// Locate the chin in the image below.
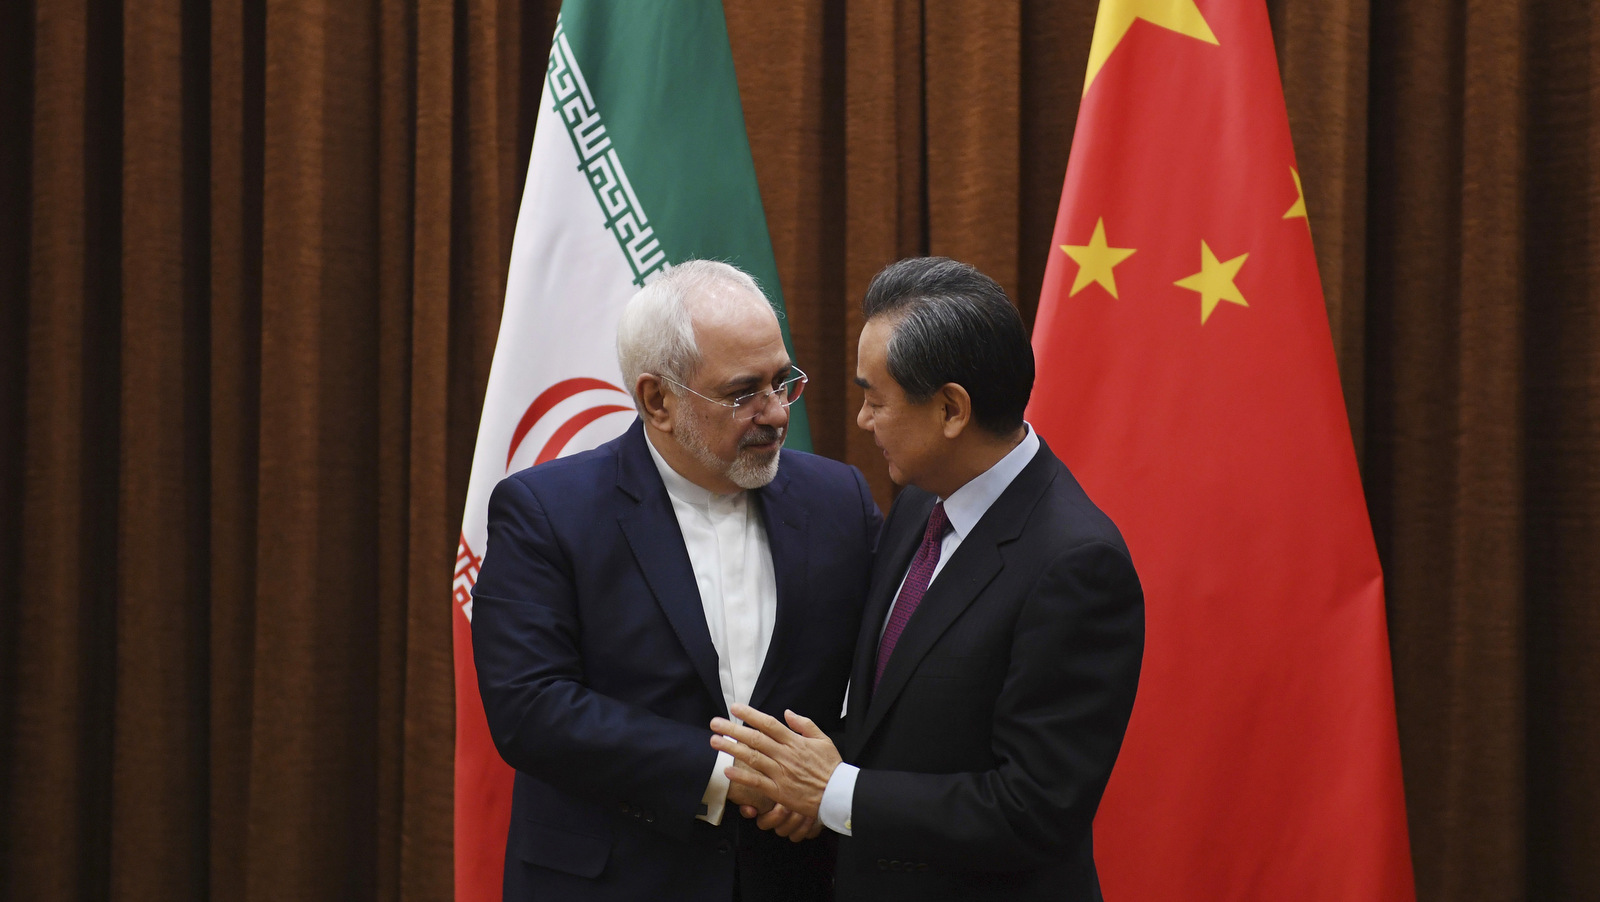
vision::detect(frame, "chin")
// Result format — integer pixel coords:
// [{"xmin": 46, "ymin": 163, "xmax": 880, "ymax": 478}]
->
[{"xmin": 728, "ymin": 448, "xmax": 782, "ymax": 490}]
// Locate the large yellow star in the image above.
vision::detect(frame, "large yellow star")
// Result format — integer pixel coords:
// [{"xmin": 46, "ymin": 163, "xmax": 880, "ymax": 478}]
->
[
  {"xmin": 1062, "ymin": 218, "xmax": 1137, "ymax": 298},
  {"xmin": 1083, "ymin": 0, "xmax": 1219, "ymax": 96},
  {"xmin": 1283, "ymin": 167, "xmax": 1308, "ymax": 221},
  {"xmin": 1174, "ymin": 241, "xmax": 1249, "ymax": 324}
]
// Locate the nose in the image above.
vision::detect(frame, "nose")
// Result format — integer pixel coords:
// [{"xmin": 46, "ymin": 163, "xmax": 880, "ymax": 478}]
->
[
  {"xmin": 753, "ymin": 390, "xmax": 791, "ymax": 428},
  {"xmin": 856, "ymin": 400, "xmax": 872, "ymax": 431}
]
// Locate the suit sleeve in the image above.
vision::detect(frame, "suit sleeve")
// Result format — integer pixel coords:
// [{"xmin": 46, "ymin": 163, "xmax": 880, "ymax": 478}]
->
[
  {"xmin": 471, "ymin": 475, "xmax": 718, "ymax": 842},
  {"xmin": 849, "ymin": 539, "xmax": 1144, "ymax": 870}
]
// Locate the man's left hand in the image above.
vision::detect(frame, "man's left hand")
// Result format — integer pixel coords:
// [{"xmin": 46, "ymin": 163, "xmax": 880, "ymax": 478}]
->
[
  {"xmin": 724, "ymin": 762, "xmax": 776, "ymax": 815},
  {"xmin": 745, "ymin": 803, "xmax": 825, "ymax": 842},
  {"xmin": 710, "ymin": 704, "xmax": 841, "ymax": 819}
]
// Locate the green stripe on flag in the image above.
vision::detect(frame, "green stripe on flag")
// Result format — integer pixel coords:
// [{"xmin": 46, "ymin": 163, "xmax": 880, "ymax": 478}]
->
[{"xmin": 555, "ymin": 0, "xmax": 812, "ymax": 451}]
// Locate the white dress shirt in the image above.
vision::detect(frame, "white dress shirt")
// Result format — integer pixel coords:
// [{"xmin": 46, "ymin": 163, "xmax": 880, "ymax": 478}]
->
[
  {"xmin": 645, "ymin": 436, "xmax": 778, "ymax": 826},
  {"xmin": 819, "ymin": 425, "xmax": 1040, "ymax": 835}
]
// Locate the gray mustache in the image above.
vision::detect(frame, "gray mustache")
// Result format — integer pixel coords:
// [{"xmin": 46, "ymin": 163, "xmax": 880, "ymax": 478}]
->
[{"xmin": 740, "ymin": 426, "xmax": 783, "ymax": 448}]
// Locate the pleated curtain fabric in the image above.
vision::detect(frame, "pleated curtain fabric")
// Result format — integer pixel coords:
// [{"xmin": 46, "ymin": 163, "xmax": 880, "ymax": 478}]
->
[{"xmin": 1, "ymin": 1, "xmax": 1597, "ymax": 900}]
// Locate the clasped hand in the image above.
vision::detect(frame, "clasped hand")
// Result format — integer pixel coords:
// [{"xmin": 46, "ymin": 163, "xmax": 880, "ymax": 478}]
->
[{"xmin": 710, "ymin": 703, "xmax": 842, "ymax": 844}]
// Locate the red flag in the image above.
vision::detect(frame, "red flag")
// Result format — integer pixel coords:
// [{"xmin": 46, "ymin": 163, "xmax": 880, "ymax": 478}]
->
[{"xmin": 1027, "ymin": 2, "xmax": 1415, "ymax": 899}]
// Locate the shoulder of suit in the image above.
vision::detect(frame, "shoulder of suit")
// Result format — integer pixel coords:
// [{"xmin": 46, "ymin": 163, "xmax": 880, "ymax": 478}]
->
[
  {"xmin": 1025, "ymin": 470, "xmax": 1132, "ymax": 554},
  {"xmin": 776, "ymin": 448, "xmax": 868, "ymax": 486}
]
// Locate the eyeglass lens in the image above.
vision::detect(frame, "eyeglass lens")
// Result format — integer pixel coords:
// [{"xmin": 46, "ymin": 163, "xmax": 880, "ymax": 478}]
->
[{"xmin": 733, "ymin": 375, "xmax": 805, "ymax": 418}]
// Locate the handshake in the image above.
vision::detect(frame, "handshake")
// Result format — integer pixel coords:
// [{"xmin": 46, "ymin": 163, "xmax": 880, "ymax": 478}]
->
[{"xmin": 709, "ymin": 703, "xmax": 844, "ymax": 844}]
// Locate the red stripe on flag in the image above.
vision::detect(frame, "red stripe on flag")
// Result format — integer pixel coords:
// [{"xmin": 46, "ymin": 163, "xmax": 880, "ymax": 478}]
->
[
  {"xmin": 506, "ymin": 378, "xmax": 625, "ymax": 468},
  {"xmin": 454, "ymin": 597, "xmax": 512, "ymax": 902},
  {"xmin": 535, "ymin": 406, "xmax": 633, "ymax": 466}
]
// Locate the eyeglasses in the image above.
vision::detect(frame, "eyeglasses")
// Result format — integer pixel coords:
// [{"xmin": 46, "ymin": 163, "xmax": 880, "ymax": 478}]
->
[{"xmin": 657, "ymin": 366, "xmax": 808, "ymax": 422}]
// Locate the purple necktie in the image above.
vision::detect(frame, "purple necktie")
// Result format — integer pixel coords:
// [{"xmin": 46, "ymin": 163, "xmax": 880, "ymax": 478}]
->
[{"xmin": 874, "ymin": 502, "xmax": 949, "ymax": 690}]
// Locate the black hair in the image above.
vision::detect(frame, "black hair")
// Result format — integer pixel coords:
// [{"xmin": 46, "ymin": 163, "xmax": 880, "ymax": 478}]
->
[{"xmin": 862, "ymin": 256, "xmax": 1034, "ymax": 435}]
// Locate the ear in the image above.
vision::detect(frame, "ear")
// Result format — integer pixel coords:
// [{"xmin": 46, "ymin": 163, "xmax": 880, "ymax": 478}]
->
[
  {"xmin": 636, "ymin": 374, "xmax": 675, "ymax": 432},
  {"xmin": 937, "ymin": 383, "xmax": 972, "ymax": 439}
]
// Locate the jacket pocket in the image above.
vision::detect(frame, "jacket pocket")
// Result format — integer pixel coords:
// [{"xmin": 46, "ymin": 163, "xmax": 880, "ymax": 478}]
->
[{"xmin": 511, "ymin": 818, "xmax": 612, "ymax": 879}]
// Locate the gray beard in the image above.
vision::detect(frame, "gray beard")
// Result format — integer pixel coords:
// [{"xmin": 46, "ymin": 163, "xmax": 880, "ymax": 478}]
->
[{"xmin": 677, "ymin": 410, "xmax": 783, "ymax": 490}]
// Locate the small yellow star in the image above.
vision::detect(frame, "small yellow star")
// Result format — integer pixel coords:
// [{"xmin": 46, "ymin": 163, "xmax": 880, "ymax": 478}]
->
[
  {"xmin": 1083, "ymin": 0, "xmax": 1219, "ymax": 96},
  {"xmin": 1062, "ymin": 218, "xmax": 1138, "ymax": 298},
  {"xmin": 1174, "ymin": 241, "xmax": 1249, "ymax": 324},
  {"xmin": 1284, "ymin": 167, "xmax": 1308, "ymax": 221}
]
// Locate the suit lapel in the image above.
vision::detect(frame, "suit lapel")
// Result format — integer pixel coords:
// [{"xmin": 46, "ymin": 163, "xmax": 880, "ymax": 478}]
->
[
  {"xmin": 612, "ymin": 422, "xmax": 726, "ymax": 713},
  {"xmin": 851, "ymin": 445, "xmax": 1061, "ymax": 757},
  {"xmin": 854, "ymin": 544, "xmax": 1004, "ymax": 746},
  {"xmin": 747, "ymin": 467, "xmax": 806, "ymax": 713},
  {"xmin": 845, "ymin": 488, "xmax": 931, "ymax": 756}
]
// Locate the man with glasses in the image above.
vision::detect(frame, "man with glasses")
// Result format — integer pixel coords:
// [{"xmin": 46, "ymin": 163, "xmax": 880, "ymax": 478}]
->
[{"xmin": 472, "ymin": 260, "xmax": 882, "ymax": 902}]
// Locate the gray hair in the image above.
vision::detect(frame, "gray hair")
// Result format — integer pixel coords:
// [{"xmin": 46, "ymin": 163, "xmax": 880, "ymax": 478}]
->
[{"xmin": 615, "ymin": 260, "xmax": 771, "ymax": 411}]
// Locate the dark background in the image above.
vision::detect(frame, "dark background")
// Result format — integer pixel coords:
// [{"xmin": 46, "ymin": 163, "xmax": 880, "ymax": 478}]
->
[{"xmin": 1, "ymin": 0, "xmax": 1595, "ymax": 899}]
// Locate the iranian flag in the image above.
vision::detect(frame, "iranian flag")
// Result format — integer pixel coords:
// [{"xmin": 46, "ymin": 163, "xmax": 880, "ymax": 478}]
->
[
  {"xmin": 1027, "ymin": 0, "xmax": 1415, "ymax": 899},
  {"xmin": 451, "ymin": 3, "xmax": 807, "ymax": 899}
]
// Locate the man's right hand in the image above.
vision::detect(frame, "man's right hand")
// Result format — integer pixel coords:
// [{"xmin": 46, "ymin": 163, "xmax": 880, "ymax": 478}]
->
[
  {"xmin": 717, "ymin": 727, "xmax": 823, "ymax": 841},
  {"xmin": 725, "ymin": 763, "xmax": 820, "ymax": 841},
  {"xmin": 725, "ymin": 772, "xmax": 775, "ymax": 814}
]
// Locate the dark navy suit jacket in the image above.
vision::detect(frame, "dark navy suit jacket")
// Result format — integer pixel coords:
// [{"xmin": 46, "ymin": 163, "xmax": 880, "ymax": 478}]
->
[{"xmin": 472, "ymin": 420, "xmax": 881, "ymax": 901}]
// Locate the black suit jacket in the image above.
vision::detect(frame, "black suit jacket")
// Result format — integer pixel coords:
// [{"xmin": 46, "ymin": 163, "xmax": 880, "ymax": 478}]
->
[
  {"xmin": 472, "ymin": 420, "xmax": 881, "ymax": 902},
  {"xmin": 835, "ymin": 439, "xmax": 1144, "ymax": 902}
]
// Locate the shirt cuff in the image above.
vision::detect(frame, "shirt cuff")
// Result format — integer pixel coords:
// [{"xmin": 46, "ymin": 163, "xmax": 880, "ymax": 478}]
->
[
  {"xmin": 696, "ymin": 750, "xmax": 734, "ymax": 825},
  {"xmin": 819, "ymin": 762, "xmax": 858, "ymax": 836}
]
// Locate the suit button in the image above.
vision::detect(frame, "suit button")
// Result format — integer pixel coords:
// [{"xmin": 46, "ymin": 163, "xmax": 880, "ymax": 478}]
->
[
  {"xmin": 717, "ymin": 840, "xmax": 732, "ymax": 853},
  {"xmin": 618, "ymin": 802, "xmax": 630, "ymax": 814},
  {"xmin": 876, "ymin": 859, "xmax": 888, "ymax": 871},
  {"xmin": 644, "ymin": 812, "xmax": 655, "ymax": 823}
]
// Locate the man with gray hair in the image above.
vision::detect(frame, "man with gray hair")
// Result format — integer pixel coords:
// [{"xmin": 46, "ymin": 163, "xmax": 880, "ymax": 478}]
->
[{"xmin": 472, "ymin": 260, "xmax": 882, "ymax": 901}]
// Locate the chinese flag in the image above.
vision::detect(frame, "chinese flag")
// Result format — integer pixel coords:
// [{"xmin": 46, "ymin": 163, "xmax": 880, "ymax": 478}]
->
[{"xmin": 1026, "ymin": 1, "xmax": 1416, "ymax": 899}]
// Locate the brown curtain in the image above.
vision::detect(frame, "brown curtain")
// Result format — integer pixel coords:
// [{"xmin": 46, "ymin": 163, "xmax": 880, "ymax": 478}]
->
[{"xmin": 1, "ymin": 0, "xmax": 1596, "ymax": 900}]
